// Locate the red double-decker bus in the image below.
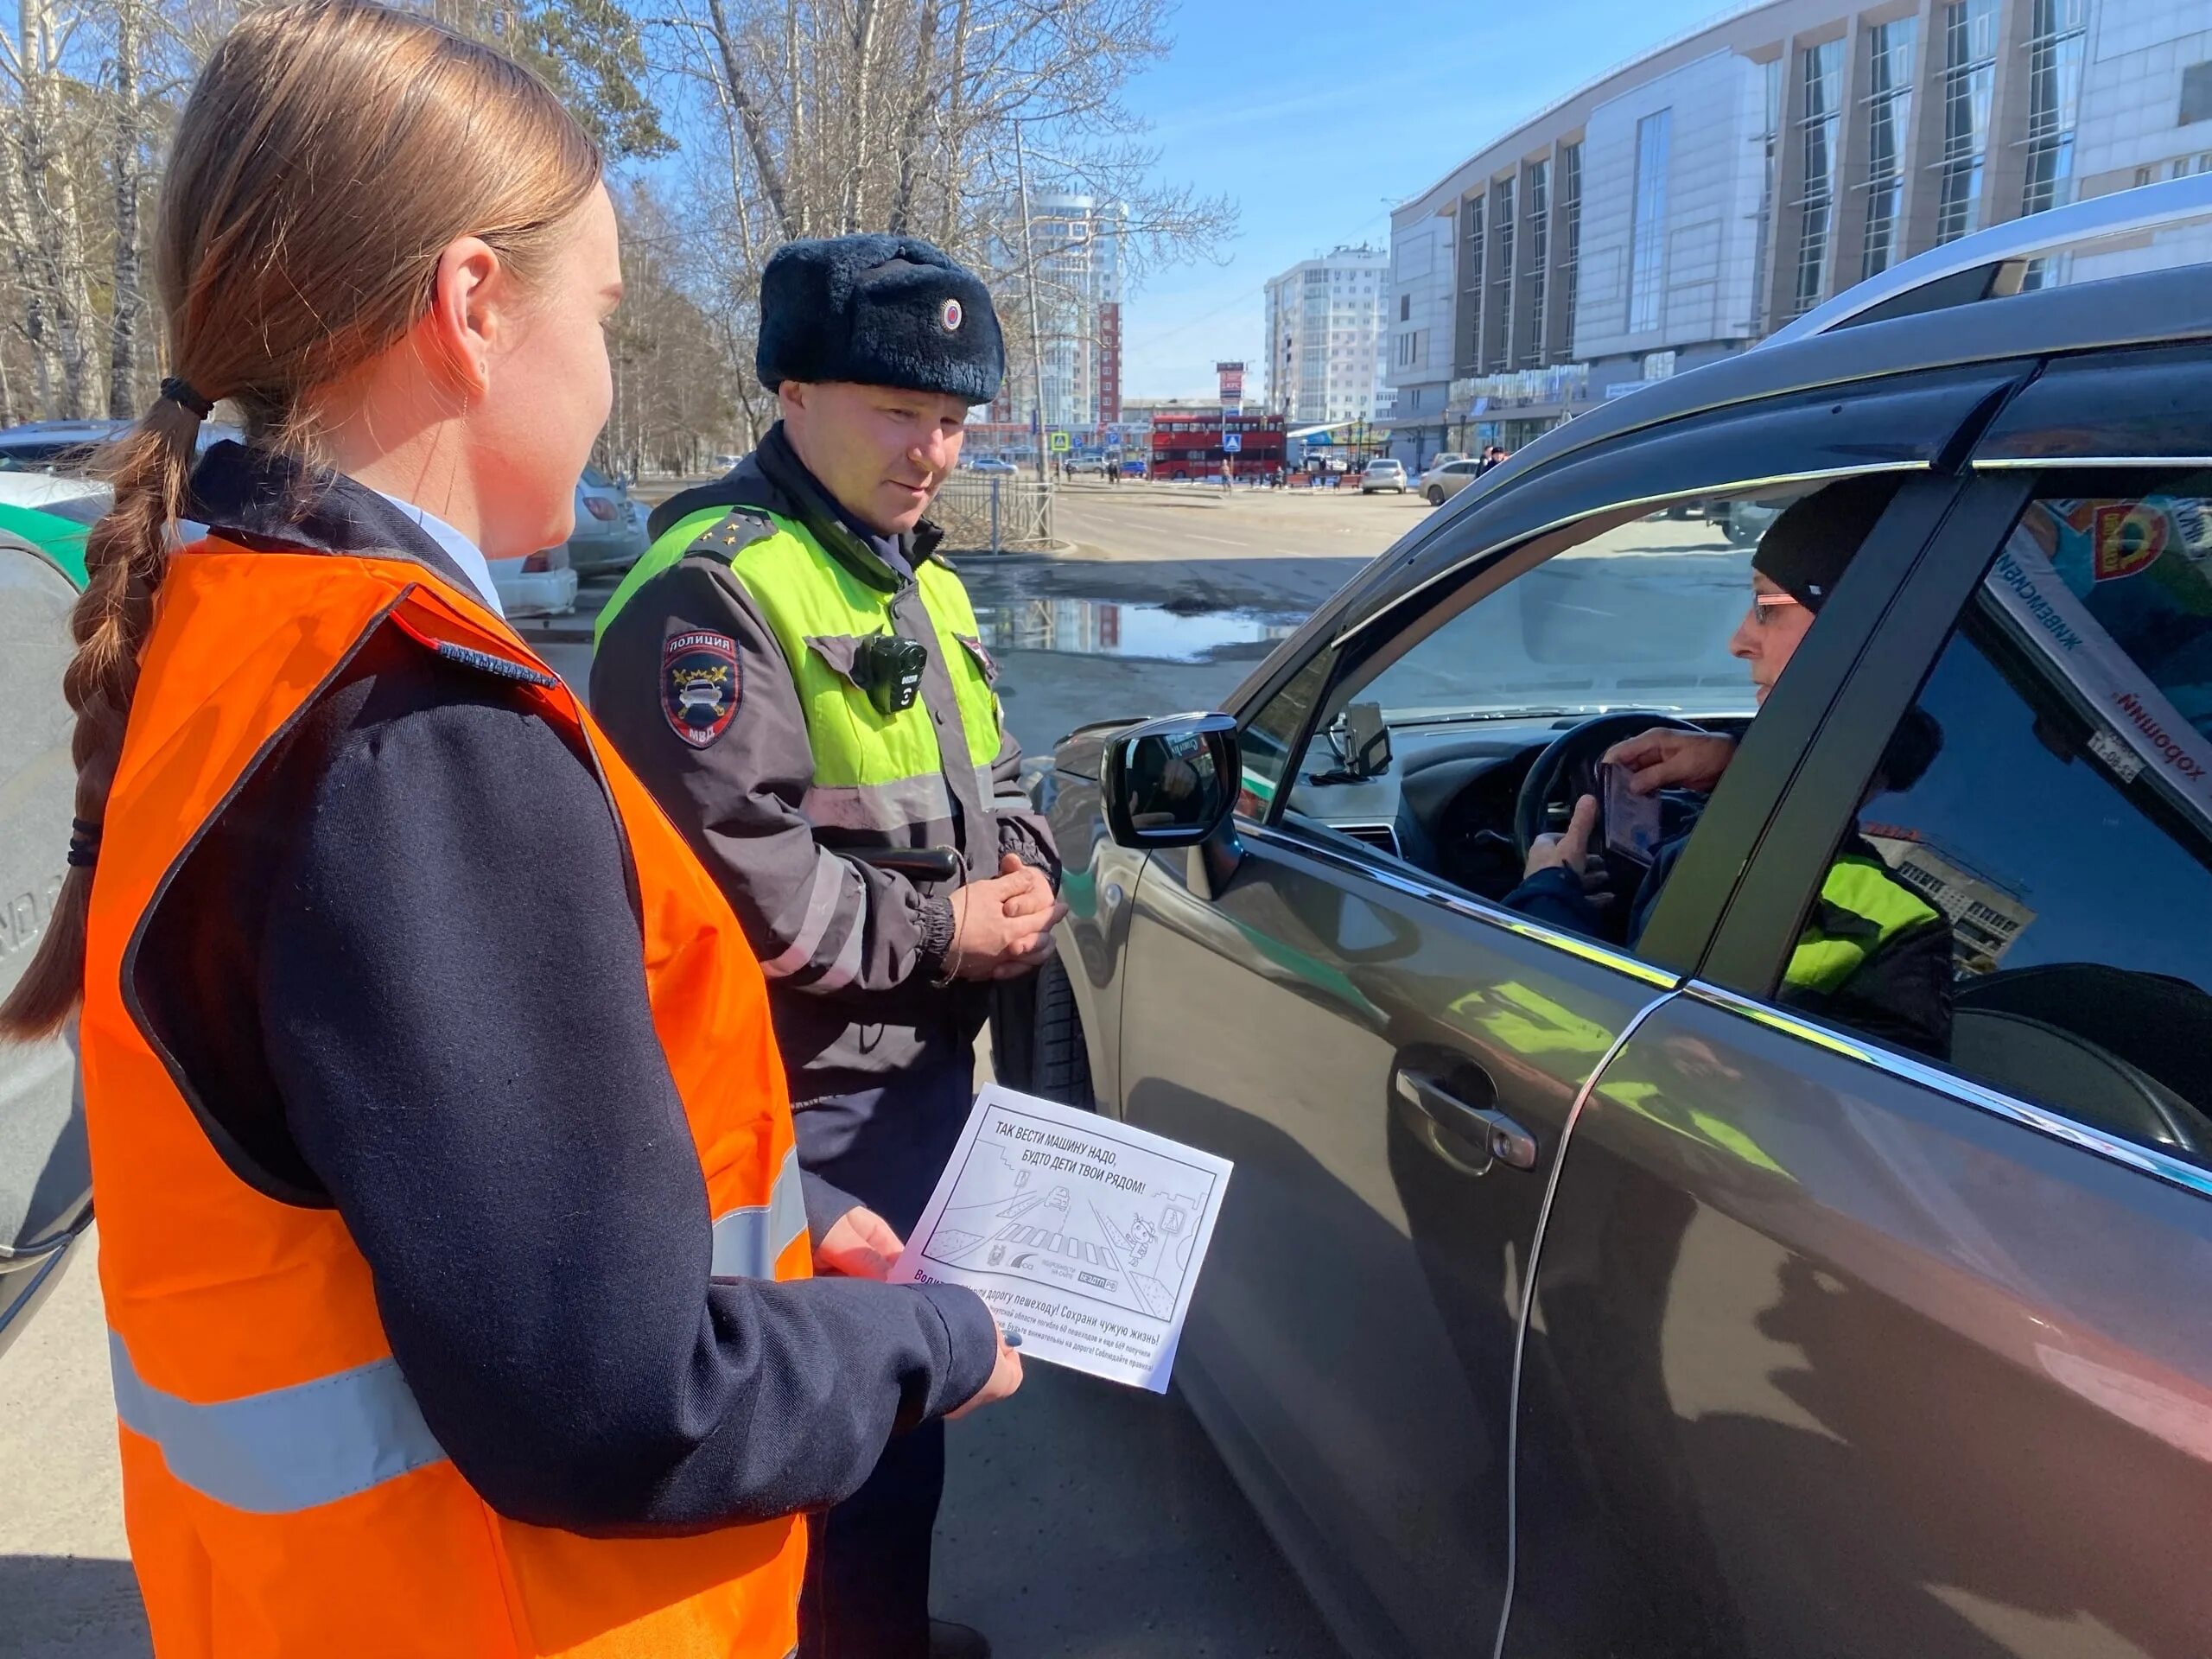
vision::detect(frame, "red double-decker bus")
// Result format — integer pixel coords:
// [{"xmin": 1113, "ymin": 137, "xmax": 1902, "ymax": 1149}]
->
[{"xmin": 1148, "ymin": 411, "xmax": 1287, "ymax": 481}]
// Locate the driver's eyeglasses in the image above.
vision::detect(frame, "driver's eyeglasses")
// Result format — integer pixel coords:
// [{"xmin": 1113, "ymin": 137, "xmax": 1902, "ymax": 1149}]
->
[{"xmin": 1751, "ymin": 592, "xmax": 1802, "ymax": 627}]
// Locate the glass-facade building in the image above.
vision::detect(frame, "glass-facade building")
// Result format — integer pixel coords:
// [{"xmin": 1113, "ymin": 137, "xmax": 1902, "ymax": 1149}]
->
[{"xmin": 1385, "ymin": 0, "xmax": 2212, "ymax": 465}]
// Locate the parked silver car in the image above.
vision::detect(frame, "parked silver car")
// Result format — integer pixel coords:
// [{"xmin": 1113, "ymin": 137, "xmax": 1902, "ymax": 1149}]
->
[
  {"xmin": 1, "ymin": 505, "xmax": 93, "ymax": 1362},
  {"xmin": 0, "ymin": 416, "xmax": 243, "ymax": 477},
  {"xmin": 1418, "ymin": 455, "xmax": 1486, "ymax": 506},
  {"xmin": 1359, "ymin": 458, "xmax": 1408, "ymax": 494},
  {"xmin": 567, "ymin": 465, "xmax": 649, "ymax": 576}
]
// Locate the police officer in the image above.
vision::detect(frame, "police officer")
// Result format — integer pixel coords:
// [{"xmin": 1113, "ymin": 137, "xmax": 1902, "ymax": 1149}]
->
[{"xmin": 591, "ymin": 235, "xmax": 1063, "ymax": 1659}]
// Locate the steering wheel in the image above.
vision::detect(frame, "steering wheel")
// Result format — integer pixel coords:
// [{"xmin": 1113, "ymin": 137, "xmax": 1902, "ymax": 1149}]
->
[{"xmin": 1512, "ymin": 711, "xmax": 1708, "ymax": 861}]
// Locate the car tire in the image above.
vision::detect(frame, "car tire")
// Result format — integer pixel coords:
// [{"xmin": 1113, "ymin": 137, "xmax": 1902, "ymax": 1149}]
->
[
  {"xmin": 1031, "ymin": 956, "xmax": 1095, "ymax": 1109},
  {"xmin": 1426, "ymin": 486, "xmax": 1445, "ymax": 505}
]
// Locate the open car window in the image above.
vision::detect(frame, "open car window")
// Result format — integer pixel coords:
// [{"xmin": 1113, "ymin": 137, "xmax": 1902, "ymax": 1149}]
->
[
  {"xmin": 1232, "ymin": 474, "xmax": 1909, "ymax": 953},
  {"xmin": 1783, "ymin": 470, "xmax": 2212, "ymax": 1169}
]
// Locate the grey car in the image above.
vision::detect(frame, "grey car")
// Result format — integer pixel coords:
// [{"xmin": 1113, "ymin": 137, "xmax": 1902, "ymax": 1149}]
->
[
  {"xmin": 1418, "ymin": 456, "xmax": 1485, "ymax": 506},
  {"xmin": 567, "ymin": 464, "xmax": 649, "ymax": 576},
  {"xmin": 1004, "ymin": 202, "xmax": 2212, "ymax": 1656},
  {"xmin": 0, "ymin": 416, "xmax": 245, "ymax": 477},
  {"xmin": 1, "ymin": 505, "xmax": 92, "ymax": 1361}
]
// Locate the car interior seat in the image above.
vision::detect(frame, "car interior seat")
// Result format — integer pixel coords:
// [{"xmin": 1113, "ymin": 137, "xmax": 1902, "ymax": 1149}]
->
[{"xmin": 1950, "ymin": 963, "xmax": 2212, "ymax": 1165}]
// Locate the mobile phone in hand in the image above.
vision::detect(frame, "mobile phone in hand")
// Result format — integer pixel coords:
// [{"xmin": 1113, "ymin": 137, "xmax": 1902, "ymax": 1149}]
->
[{"xmin": 1601, "ymin": 762, "xmax": 1662, "ymax": 866}]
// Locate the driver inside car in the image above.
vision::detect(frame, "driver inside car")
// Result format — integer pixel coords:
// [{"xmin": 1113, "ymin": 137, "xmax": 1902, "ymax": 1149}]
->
[{"xmin": 1503, "ymin": 475, "xmax": 1957, "ymax": 1059}]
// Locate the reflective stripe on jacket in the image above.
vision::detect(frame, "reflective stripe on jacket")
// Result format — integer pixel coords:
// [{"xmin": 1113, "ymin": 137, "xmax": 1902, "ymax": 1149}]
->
[
  {"xmin": 588, "ymin": 430, "xmax": 1056, "ymax": 1103},
  {"xmin": 82, "ymin": 543, "xmax": 809, "ymax": 1658},
  {"xmin": 613, "ymin": 504, "xmax": 1002, "ymax": 842},
  {"xmin": 1785, "ymin": 850, "xmax": 1944, "ymax": 994}
]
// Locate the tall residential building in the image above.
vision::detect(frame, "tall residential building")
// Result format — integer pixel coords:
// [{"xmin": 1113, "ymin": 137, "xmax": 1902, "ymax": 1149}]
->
[
  {"xmin": 1386, "ymin": 0, "xmax": 2209, "ymax": 461},
  {"xmin": 1262, "ymin": 246, "xmax": 1390, "ymax": 426},
  {"xmin": 992, "ymin": 194, "xmax": 1127, "ymax": 430}
]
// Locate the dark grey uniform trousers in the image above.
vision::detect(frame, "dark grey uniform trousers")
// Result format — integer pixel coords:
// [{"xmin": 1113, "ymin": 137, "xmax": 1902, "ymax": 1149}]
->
[{"xmin": 797, "ymin": 1051, "xmax": 976, "ymax": 1659}]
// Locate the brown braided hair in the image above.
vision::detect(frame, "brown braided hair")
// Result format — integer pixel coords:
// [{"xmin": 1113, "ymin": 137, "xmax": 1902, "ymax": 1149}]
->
[{"xmin": 0, "ymin": 0, "xmax": 600, "ymax": 1038}]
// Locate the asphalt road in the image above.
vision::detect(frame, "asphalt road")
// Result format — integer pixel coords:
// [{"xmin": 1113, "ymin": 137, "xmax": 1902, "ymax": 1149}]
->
[{"xmin": 0, "ymin": 484, "xmax": 1407, "ymax": 1658}]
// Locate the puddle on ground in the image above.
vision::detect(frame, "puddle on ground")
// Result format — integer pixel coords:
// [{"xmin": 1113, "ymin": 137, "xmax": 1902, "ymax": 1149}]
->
[{"xmin": 971, "ymin": 597, "xmax": 1303, "ymax": 662}]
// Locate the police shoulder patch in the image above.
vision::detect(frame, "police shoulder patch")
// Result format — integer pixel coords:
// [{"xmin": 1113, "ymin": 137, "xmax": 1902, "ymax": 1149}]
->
[
  {"xmin": 663, "ymin": 629, "xmax": 741, "ymax": 747},
  {"xmin": 685, "ymin": 509, "xmax": 777, "ymax": 563}
]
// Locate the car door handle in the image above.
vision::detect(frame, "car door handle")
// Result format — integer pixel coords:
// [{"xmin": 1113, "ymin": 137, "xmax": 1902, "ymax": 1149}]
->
[{"xmin": 1392, "ymin": 1067, "xmax": 1540, "ymax": 1173}]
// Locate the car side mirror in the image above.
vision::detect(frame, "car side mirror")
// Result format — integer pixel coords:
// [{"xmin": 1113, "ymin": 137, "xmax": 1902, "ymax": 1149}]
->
[{"xmin": 1103, "ymin": 714, "xmax": 1240, "ymax": 849}]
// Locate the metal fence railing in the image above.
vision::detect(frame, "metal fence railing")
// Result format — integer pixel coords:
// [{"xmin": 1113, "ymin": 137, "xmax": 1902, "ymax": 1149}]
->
[{"xmin": 931, "ymin": 474, "xmax": 1057, "ymax": 553}]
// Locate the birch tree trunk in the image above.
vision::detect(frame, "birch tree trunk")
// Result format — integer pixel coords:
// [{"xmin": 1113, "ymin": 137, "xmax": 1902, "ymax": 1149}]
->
[
  {"xmin": 887, "ymin": 0, "xmax": 938, "ymax": 235},
  {"xmin": 708, "ymin": 0, "xmax": 794, "ymax": 239},
  {"xmin": 16, "ymin": 0, "xmax": 67, "ymax": 413},
  {"xmin": 0, "ymin": 68, "xmax": 45, "ymax": 421},
  {"xmin": 838, "ymin": 0, "xmax": 879, "ymax": 233},
  {"xmin": 53, "ymin": 149, "xmax": 94, "ymax": 416},
  {"xmin": 106, "ymin": 0, "xmax": 147, "ymax": 416},
  {"xmin": 935, "ymin": 0, "xmax": 970, "ymax": 247}
]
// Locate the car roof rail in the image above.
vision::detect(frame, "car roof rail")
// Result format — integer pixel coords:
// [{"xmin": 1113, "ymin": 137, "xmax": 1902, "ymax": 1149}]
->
[{"xmin": 1763, "ymin": 174, "xmax": 2212, "ymax": 349}]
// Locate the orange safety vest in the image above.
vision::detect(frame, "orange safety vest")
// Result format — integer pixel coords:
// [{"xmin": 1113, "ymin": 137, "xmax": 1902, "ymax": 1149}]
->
[{"xmin": 79, "ymin": 540, "xmax": 812, "ymax": 1658}]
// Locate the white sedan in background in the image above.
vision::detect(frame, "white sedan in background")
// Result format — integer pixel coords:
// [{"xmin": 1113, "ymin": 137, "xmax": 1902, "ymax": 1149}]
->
[
  {"xmin": 490, "ymin": 543, "xmax": 578, "ymax": 617},
  {"xmin": 1359, "ymin": 458, "xmax": 1408, "ymax": 494}
]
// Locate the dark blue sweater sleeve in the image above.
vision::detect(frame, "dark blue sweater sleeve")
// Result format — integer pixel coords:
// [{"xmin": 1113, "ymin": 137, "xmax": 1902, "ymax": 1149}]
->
[
  {"xmin": 257, "ymin": 656, "xmax": 999, "ymax": 1535},
  {"xmin": 1503, "ymin": 864, "xmax": 1604, "ymax": 935}
]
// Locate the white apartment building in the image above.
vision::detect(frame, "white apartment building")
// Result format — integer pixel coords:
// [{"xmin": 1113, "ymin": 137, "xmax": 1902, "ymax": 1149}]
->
[
  {"xmin": 1262, "ymin": 246, "xmax": 1391, "ymax": 426},
  {"xmin": 1386, "ymin": 0, "xmax": 2212, "ymax": 462},
  {"xmin": 993, "ymin": 194, "xmax": 1128, "ymax": 431}
]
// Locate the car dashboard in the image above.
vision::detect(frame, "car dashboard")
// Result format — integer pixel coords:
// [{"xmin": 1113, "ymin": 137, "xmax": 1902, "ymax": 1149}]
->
[{"xmin": 1280, "ymin": 708, "xmax": 1753, "ymax": 903}]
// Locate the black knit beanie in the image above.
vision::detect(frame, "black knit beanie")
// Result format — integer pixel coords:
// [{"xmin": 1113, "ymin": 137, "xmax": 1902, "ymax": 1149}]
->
[{"xmin": 1751, "ymin": 474, "xmax": 1903, "ymax": 612}]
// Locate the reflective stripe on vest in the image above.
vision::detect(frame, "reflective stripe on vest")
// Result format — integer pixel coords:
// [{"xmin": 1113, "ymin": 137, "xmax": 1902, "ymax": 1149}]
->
[
  {"xmin": 1785, "ymin": 852, "xmax": 1942, "ymax": 994},
  {"xmin": 710, "ymin": 1147, "xmax": 809, "ymax": 1278},
  {"xmin": 108, "ymin": 1152, "xmax": 807, "ymax": 1519},
  {"xmin": 605, "ymin": 508, "xmax": 1001, "ymax": 823},
  {"xmin": 110, "ymin": 1331, "xmax": 447, "ymax": 1516}
]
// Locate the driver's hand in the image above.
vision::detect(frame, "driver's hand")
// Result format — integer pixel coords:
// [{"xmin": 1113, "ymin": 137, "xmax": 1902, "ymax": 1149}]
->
[
  {"xmin": 1602, "ymin": 729, "xmax": 1737, "ymax": 796},
  {"xmin": 1523, "ymin": 795, "xmax": 1613, "ymax": 912}
]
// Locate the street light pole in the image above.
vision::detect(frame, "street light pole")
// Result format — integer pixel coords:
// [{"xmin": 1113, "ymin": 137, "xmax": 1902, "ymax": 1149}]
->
[{"xmin": 1012, "ymin": 120, "xmax": 1050, "ymax": 486}]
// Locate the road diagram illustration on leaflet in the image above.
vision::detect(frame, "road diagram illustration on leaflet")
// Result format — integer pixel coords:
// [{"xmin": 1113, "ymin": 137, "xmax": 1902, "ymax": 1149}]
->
[{"xmin": 918, "ymin": 1103, "xmax": 1217, "ymax": 1320}]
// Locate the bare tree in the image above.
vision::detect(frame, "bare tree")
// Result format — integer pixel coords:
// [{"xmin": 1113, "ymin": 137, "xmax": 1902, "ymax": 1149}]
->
[
  {"xmin": 105, "ymin": 0, "xmax": 148, "ymax": 415},
  {"xmin": 5, "ymin": 0, "xmax": 99, "ymax": 417},
  {"xmin": 653, "ymin": 0, "xmax": 1233, "ymax": 443},
  {"xmin": 600, "ymin": 180, "xmax": 753, "ymax": 473}
]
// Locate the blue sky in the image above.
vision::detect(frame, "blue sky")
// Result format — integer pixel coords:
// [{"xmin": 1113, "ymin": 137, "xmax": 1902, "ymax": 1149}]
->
[{"xmin": 1119, "ymin": 0, "xmax": 1737, "ymax": 397}]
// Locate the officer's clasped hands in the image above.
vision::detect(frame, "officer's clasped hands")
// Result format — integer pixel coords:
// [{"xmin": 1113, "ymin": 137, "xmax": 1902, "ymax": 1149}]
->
[{"xmin": 947, "ymin": 854, "xmax": 1069, "ymax": 981}]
